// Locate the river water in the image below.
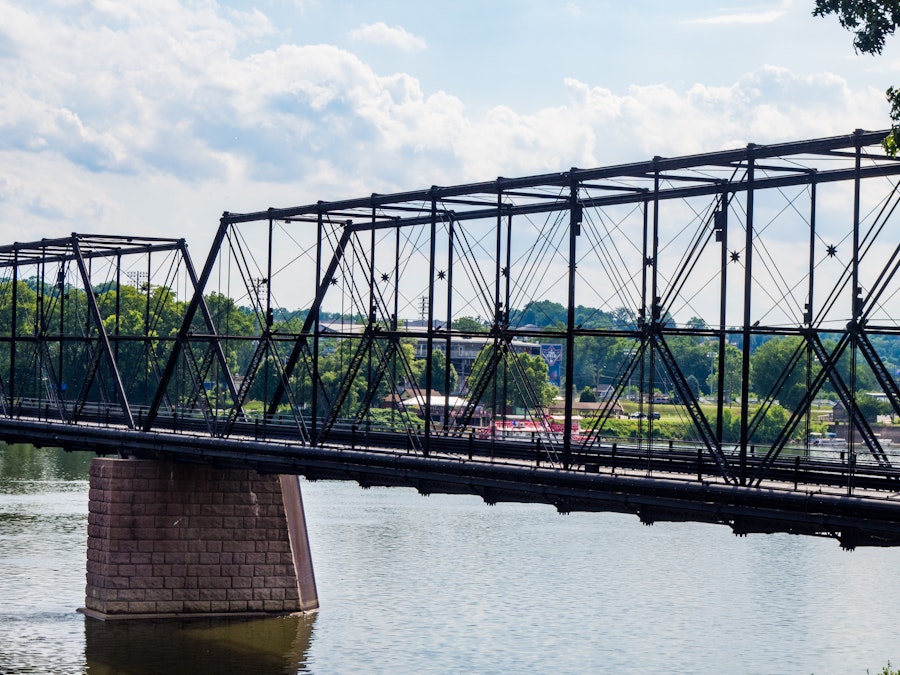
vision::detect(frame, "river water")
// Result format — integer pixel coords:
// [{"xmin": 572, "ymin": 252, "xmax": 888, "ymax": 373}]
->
[{"xmin": 1, "ymin": 444, "xmax": 899, "ymax": 674}]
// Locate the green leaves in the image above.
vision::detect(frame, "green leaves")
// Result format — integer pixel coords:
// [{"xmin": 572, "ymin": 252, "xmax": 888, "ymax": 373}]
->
[
  {"xmin": 883, "ymin": 86, "xmax": 900, "ymax": 157},
  {"xmin": 813, "ymin": 0, "xmax": 900, "ymax": 55},
  {"xmin": 812, "ymin": 3, "xmax": 900, "ymax": 155}
]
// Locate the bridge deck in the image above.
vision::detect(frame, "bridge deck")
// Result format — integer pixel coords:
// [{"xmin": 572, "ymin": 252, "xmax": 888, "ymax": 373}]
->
[{"xmin": 5, "ymin": 415, "xmax": 900, "ymax": 550}]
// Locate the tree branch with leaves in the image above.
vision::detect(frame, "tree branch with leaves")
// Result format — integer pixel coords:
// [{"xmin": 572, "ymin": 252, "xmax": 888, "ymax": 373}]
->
[{"xmin": 814, "ymin": 0, "xmax": 900, "ymax": 153}]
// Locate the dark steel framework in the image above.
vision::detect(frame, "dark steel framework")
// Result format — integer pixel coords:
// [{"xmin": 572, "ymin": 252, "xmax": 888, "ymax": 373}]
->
[
  {"xmin": 0, "ymin": 234, "xmax": 238, "ymax": 433},
  {"xmin": 5, "ymin": 130, "xmax": 900, "ymax": 496}
]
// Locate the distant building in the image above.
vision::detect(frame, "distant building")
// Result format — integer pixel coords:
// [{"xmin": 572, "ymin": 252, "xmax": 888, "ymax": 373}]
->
[
  {"xmin": 399, "ymin": 389, "xmax": 488, "ymax": 426},
  {"xmin": 595, "ymin": 385, "xmax": 615, "ymax": 401},
  {"xmin": 414, "ymin": 336, "xmax": 542, "ymax": 392},
  {"xmin": 313, "ymin": 318, "xmax": 551, "ymax": 396}
]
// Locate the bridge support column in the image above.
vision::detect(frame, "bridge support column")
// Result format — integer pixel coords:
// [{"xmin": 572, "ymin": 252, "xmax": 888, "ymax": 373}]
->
[{"xmin": 81, "ymin": 458, "xmax": 318, "ymax": 620}]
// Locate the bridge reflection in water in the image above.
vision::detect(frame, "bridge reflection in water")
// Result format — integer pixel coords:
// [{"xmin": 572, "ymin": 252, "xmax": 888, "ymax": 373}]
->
[
  {"xmin": 84, "ymin": 614, "xmax": 315, "ymax": 673},
  {"xmin": 4, "ymin": 130, "xmax": 900, "ymax": 548}
]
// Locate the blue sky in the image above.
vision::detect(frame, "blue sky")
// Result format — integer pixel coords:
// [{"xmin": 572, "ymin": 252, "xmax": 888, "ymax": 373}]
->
[{"xmin": 0, "ymin": 0, "xmax": 896, "ymax": 253}]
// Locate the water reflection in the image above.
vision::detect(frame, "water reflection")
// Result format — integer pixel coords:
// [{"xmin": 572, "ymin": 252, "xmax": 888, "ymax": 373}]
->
[
  {"xmin": 83, "ymin": 614, "xmax": 317, "ymax": 674},
  {"xmin": 0, "ymin": 442, "xmax": 91, "ymax": 491},
  {"xmin": 4, "ymin": 443, "xmax": 900, "ymax": 673}
]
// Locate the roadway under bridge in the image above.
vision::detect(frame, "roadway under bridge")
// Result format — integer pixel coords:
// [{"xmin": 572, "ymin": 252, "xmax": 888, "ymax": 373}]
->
[{"xmin": 4, "ymin": 129, "xmax": 900, "ymax": 549}]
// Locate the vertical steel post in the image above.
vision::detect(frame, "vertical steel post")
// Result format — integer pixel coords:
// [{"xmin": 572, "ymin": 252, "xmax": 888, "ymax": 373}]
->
[
  {"xmin": 849, "ymin": 131, "xmax": 863, "ymax": 457},
  {"xmin": 424, "ymin": 193, "xmax": 437, "ymax": 451},
  {"xmin": 58, "ymin": 262, "xmax": 64, "ymax": 408},
  {"xmin": 804, "ymin": 178, "xmax": 818, "ymax": 448},
  {"xmin": 267, "ymin": 215, "xmax": 274, "ymax": 332},
  {"xmin": 641, "ymin": 196, "xmax": 649, "ymax": 330},
  {"xmin": 496, "ymin": 192, "xmax": 508, "ymax": 436},
  {"xmin": 311, "ymin": 210, "xmax": 323, "ymax": 446},
  {"xmin": 37, "ymin": 247, "xmax": 44, "ymax": 406},
  {"xmin": 144, "ymin": 250, "xmax": 151, "ymax": 405},
  {"xmin": 504, "ymin": 209, "xmax": 513, "ymax": 432},
  {"xmin": 367, "ymin": 208, "xmax": 377, "ymax": 432},
  {"xmin": 716, "ymin": 193, "xmax": 729, "ymax": 444},
  {"xmin": 483, "ymin": 192, "xmax": 502, "ymax": 453},
  {"xmin": 263, "ymin": 216, "xmax": 274, "ymax": 419},
  {"xmin": 444, "ymin": 216, "xmax": 454, "ymax": 430},
  {"xmin": 738, "ymin": 146, "xmax": 757, "ymax": 485},
  {"xmin": 649, "ymin": 162, "xmax": 661, "ymax": 444},
  {"xmin": 504, "ymin": 212, "xmax": 512, "ymax": 335},
  {"xmin": 115, "ymin": 254, "xmax": 121, "ymax": 365},
  {"xmin": 563, "ymin": 181, "xmax": 580, "ymax": 469},
  {"xmin": 392, "ymin": 225, "xmax": 400, "ymax": 429},
  {"xmin": 636, "ymin": 169, "xmax": 655, "ymax": 455},
  {"xmin": 10, "ymin": 251, "xmax": 16, "ymax": 412}
]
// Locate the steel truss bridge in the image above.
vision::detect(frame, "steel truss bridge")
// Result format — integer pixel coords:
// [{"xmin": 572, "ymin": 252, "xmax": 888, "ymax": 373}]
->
[{"xmin": 5, "ymin": 129, "xmax": 900, "ymax": 548}]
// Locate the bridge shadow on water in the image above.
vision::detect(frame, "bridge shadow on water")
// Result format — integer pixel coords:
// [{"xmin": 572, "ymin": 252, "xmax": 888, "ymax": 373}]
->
[{"xmin": 83, "ymin": 613, "xmax": 316, "ymax": 674}]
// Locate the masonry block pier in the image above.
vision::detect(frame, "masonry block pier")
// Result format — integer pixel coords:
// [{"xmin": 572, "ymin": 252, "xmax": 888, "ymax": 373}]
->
[{"xmin": 81, "ymin": 458, "xmax": 318, "ymax": 620}]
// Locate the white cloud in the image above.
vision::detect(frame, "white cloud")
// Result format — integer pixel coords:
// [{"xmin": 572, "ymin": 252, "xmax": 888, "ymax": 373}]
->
[
  {"xmin": 686, "ymin": 9, "xmax": 785, "ymax": 25},
  {"xmin": 348, "ymin": 22, "xmax": 427, "ymax": 52},
  {"xmin": 685, "ymin": 1, "xmax": 792, "ymax": 26},
  {"xmin": 442, "ymin": 67, "xmax": 886, "ymax": 181},
  {"xmin": 0, "ymin": 0, "xmax": 889, "ymax": 250}
]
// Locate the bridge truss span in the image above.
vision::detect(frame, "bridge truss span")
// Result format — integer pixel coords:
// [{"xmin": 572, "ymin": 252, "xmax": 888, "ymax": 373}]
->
[
  {"xmin": 0, "ymin": 233, "xmax": 240, "ymax": 432},
  {"xmin": 189, "ymin": 130, "xmax": 900, "ymax": 476},
  {"xmin": 7, "ymin": 130, "xmax": 900, "ymax": 546}
]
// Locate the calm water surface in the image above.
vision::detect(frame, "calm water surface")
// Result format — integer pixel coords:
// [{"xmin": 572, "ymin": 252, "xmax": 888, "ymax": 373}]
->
[{"xmin": 1, "ymin": 443, "xmax": 899, "ymax": 674}]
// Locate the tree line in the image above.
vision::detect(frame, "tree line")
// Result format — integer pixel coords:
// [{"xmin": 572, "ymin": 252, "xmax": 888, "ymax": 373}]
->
[{"xmin": 0, "ymin": 280, "xmax": 893, "ymax": 427}]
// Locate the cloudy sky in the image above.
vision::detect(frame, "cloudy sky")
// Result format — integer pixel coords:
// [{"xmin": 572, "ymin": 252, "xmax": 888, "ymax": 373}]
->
[{"xmin": 0, "ymin": 0, "xmax": 896, "ymax": 254}]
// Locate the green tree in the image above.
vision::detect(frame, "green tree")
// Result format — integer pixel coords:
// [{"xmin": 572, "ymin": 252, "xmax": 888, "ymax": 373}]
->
[
  {"xmin": 0, "ymin": 281, "xmax": 38, "ymax": 399},
  {"xmin": 714, "ymin": 403, "xmax": 790, "ymax": 444},
  {"xmin": 312, "ymin": 338, "xmax": 367, "ymax": 417},
  {"xmin": 684, "ymin": 316, "xmax": 708, "ymax": 330},
  {"xmin": 814, "ymin": 1, "xmax": 900, "ymax": 55},
  {"xmin": 366, "ymin": 406, "xmax": 423, "ymax": 430},
  {"xmin": 0, "ymin": 280, "xmax": 37, "ymax": 335},
  {"xmin": 421, "ymin": 348, "xmax": 458, "ymax": 395},
  {"xmin": 572, "ymin": 334, "xmax": 627, "ymax": 392},
  {"xmin": 814, "ymin": 1, "xmax": 900, "ymax": 153},
  {"xmin": 856, "ymin": 393, "xmax": 891, "ymax": 422},
  {"xmin": 821, "ymin": 337, "xmax": 879, "ymax": 394},
  {"xmin": 666, "ymin": 336, "xmax": 719, "ymax": 396},
  {"xmin": 452, "ymin": 316, "xmax": 488, "ymax": 332},
  {"xmin": 751, "ymin": 403, "xmax": 790, "ymax": 444},
  {"xmin": 750, "ymin": 336, "xmax": 808, "ymax": 410},
  {"xmin": 611, "ymin": 306, "xmax": 637, "ymax": 329},
  {"xmin": 204, "ymin": 291, "xmax": 258, "ymax": 374},
  {"xmin": 686, "ymin": 374, "xmax": 701, "ymax": 398},
  {"xmin": 750, "ymin": 333, "xmax": 883, "ymax": 412},
  {"xmin": 710, "ymin": 342, "xmax": 743, "ymax": 404},
  {"xmin": 468, "ymin": 346, "xmax": 557, "ymax": 410},
  {"xmin": 513, "ymin": 300, "xmax": 566, "ymax": 327},
  {"xmin": 579, "ymin": 385, "xmax": 597, "ymax": 402}
]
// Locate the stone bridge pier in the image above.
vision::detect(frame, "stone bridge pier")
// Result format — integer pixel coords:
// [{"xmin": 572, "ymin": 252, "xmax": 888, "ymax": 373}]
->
[{"xmin": 80, "ymin": 458, "xmax": 318, "ymax": 619}]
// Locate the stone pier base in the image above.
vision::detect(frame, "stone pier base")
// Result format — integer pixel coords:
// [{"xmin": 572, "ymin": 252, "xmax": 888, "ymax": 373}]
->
[{"xmin": 81, "ymin": 458, "xmax": 318, "ymax": 619}]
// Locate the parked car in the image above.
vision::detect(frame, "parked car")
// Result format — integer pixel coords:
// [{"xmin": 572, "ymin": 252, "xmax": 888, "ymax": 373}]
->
[{"xmin": 629, "ymin": 411, "xmax": 661, "ymax": 419}]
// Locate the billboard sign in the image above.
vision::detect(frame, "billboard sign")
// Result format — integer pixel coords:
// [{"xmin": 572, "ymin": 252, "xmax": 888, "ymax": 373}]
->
[{"xmin": 540, "ymin": 344, "xmax": 562, "ymax": 386}]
